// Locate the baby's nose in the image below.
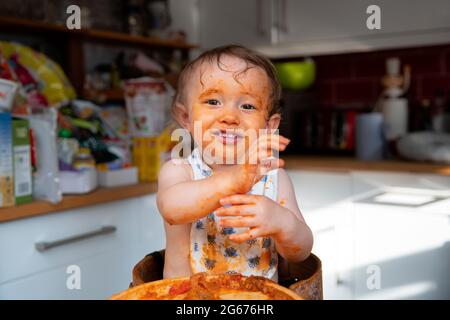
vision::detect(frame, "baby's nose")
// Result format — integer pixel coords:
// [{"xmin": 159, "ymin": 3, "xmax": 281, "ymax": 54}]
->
[{"xmin": 219, "ymin": 109, "xmax": 240, "ymax": 125}]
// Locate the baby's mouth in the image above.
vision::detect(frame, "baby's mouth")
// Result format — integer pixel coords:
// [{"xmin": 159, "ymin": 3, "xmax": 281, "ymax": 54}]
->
[{"xmin": 211, "ymin": 129, "xmax": 244, "ymax": 145}]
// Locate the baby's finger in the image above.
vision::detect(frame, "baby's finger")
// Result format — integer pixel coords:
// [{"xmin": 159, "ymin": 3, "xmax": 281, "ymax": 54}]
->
[
  {"xmin": 260, "ymin": 133, "xmax": 290, "ymax": 147},
  {"xmin": 258, "ymin": 158, "xmax": 284, "ymax": 176},
  {"xmin": 258, "ymin": 136, "xmax": 289, "ymax": 154},
  {"xmin": 277, "ymin": 134, "xmax": 290, "ymax": 145},
  {"xmin": 229, "ymin": 228, "xmax": 262, "ymax": 243},
  {"xmin": 215, "ymin": 205, "xmax": 254, "ymax": 217},
  {"xmin": 220, "ymin": 217, "xmax": 257, "ymax": 228},
  {"xmin": 220, "ymin": 194, "xmax": 259, "ymax": 206}
]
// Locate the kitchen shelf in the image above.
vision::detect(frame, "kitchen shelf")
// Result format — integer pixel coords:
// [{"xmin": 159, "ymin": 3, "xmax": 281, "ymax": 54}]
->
[
  {"xmin": 0, "ymin": 16, "xmax": 196, "ymax": 93},
  {"xmin": 284, "ymin": 156, "xmax": 450, "ymax": 175},
  {"xmin": 83, "ymin": 88, "xmax": 125, "ymax": 103},
  {"xmin": 0, "ymin": 182, "xmax": 157, "ymax": 223},
  {"xmin": 0, "ymin": 16, "xmax": 197, "ymax": 50},
  {"xmin": 82, "ymin": 73, "xmax": 179, "ymax": 102}
]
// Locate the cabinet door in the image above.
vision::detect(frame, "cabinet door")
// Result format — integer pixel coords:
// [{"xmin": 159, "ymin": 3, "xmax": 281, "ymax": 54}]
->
[
  {"xmin": 350, "ymin": 171, "xmax": 450, "ymax": 300},
  {"xmin": 287, "ymin": 170, "xmax": 354, "ymax": 299},
  {"xmin": 308, "ymin": 202, "xmax": 354, "ymax": 300},
  {"xmin": 0, "ymin": 247, "xmax": 137, "ymax": 300},
  {"xmin": 351, "ymin": 206, "xmax": 450, "ymax": 300},
  {"xmin": 133, "ymin": 194, "xmax": 166, "ymax": 258},
  {"xmin": 0, "ymin": 199, "xmax": 139, "ymax": 284},
  {"xmin": 199, "ymin": 0, "xmax": 272, "ymax": 49},
  {"xmin": 278, "ymin": 0, "xmax": 450, "ymax": 45}
]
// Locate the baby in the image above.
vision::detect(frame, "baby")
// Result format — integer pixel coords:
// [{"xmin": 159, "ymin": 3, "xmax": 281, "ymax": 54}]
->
[{"xmin": 157, "ymin": 45, "xmax": 313, "ymax": 282}]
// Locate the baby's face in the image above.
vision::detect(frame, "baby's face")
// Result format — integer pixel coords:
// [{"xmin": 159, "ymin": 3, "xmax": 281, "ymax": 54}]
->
[{"xmin": 184, "ymin": 55, "xmax": 279, "ymax": 164}]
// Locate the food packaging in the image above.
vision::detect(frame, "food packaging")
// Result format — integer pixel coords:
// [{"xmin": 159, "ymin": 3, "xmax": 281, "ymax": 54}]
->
[
  {"xmin": 12, "ymin": 118, "xmax": 32, "ymax": 205},
  {"xmin": 97, "ymin": 167, "xmax": 138, "ymax": 187},
  {"xmin": 124, "ymin": 77, "xmax": 172, "ymax": 137},
  {"xmin": 59, "ymin": 169, "xmax": 98, "ymax": 194},
  {"xmin": 0, "ymin": 79, "xmax": 19, "ymax": 111},
  {"xmin": 28, "ymin": 109, "xmax": 62, "ymax": 203},
  {"xmin": 132, "ymin": 126, "xmax": 174, "ymax": 182},
  {"xmin": 0, "ymin": 112, "xmax": 14, "ymax": 207}
]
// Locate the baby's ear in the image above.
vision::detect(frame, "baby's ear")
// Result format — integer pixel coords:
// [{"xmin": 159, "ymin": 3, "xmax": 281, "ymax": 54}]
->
[
  {"xmin": 172, "ymin": 102, "xmax": 190, "ymax": 129},
  {"xmin": 267, "ymin": 113, "xmax": 281, "ymax": 130}
]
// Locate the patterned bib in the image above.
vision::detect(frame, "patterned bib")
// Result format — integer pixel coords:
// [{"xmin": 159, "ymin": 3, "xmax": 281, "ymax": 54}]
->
[{"xmin": 188, "ymin": 148, "xmax": 279, "ymax": 281}]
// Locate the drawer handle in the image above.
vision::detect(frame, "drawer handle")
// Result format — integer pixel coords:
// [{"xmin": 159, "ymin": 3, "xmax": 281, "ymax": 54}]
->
[{"xmin": 35, "ymin": 225, "xmax": 117, "ymax": 252}]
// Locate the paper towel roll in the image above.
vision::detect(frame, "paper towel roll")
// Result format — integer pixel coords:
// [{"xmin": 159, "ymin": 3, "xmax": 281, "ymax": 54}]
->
[{"xmin": 356, "ymin": 113, "xmax": 385, "ymax": 161}]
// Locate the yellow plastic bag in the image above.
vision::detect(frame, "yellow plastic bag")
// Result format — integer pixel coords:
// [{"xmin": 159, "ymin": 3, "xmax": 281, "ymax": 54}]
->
[{"xmin": 0, "ymin": 41, "xmax": 76, "ymax": 107}]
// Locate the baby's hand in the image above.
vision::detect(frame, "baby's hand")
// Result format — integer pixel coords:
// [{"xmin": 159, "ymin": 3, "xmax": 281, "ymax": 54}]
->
[
  {"xmin": 230, "ymin": 133, "xmax": 290, "ymax": 194},
  {"xmin": 215, "ymin": 194, "xmax": 291, "ymax": 243}
]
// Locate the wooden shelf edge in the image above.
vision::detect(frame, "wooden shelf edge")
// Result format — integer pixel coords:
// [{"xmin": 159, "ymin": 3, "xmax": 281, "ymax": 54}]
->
[
  {"xmin": 284, "ymin": 156, "xmax": 450, "ymax": 175},
  {"xmin": 0, "ymin": 182, "xmax": 157, "ymax": 224},
  {"xmin": 0, "ymin": 16, "xmax": 198, "ymax": 49}
]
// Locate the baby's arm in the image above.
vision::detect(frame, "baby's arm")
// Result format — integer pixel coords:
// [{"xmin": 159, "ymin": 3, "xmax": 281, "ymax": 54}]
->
[
  {"xmin": 157, "ymin": 160, "xmax": 241, "ymax": 225},
  {"xmin": 272, "ymin": 169, "xmax": 313, "ymax": 262}
]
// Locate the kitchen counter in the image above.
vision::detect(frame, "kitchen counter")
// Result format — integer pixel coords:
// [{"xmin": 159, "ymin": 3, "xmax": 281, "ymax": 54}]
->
[
  {"xmin": 0, "ymin": 183, "xmax": 157, "ymax": 223},
  {"xmin": 1, "ymin": 157, "xmax": 448, "ymax": 224},
  {"xmin": 284, "ymin": 156, "xmax": 450, "ymax": 176}
]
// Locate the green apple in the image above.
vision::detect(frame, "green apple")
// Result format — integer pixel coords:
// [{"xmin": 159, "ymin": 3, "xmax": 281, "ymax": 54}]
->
[{"xmin": 275, "ymin": 58, "xmax": 316, "ymax": 90}]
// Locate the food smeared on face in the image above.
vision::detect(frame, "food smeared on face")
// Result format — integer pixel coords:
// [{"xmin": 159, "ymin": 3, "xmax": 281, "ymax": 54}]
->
[{"xmin": 187, "ymin": 55, "xmax": 273, "ymax": 166}]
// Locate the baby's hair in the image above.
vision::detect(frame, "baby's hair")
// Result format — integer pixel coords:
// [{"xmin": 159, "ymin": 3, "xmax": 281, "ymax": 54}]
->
[{"xmin": 172, "ymin": 44, "xmax": 282, "ymax": 120}]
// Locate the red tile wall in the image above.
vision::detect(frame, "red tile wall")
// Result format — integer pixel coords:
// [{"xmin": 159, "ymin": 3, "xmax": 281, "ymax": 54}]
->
[{"xmin": 311, "ymin": 44, "xmax": 450, "ymax": 108}]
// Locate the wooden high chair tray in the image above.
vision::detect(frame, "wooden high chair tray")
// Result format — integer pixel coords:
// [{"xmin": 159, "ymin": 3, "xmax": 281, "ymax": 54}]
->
[{"xmin": 111, "ymin": 272, "xmax": 302, "ymax": 300}]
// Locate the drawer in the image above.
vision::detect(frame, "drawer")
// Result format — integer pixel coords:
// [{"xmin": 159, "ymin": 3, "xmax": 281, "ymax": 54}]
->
[
  {"xmin": 0, "ymin": 247, "xmax": 135, "ymax": 299},
  {"xmin": 0, "ymin": 197, "xmax": 145, "ymax": 284}
]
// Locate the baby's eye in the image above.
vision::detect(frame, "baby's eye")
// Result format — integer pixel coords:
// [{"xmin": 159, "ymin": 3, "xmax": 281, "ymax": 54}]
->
[
  {"xmin": 241, "ymin": 104, "xmax": 256, "ymax": 110},
  {"xmin": 206, "ymin": 99, "xmax": 220, "ymax": 106}
]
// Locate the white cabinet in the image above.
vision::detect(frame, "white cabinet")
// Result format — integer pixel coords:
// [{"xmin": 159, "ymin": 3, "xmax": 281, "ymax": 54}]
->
[
  {"xmin": 0, "ymin": 248, "xmax": 135, "ymax": 299},
  {"xmin": 351, "ymin": 204, "xmax": 450, "ymax": 300},
  {"xmin": 199, "ymin": 0, "xmax": 273, "ymax": 49},
  {"xmin": 287, "ymin": 169, "xmax": 354, "ymax": 299},
  {"xmin": 287, "ymin": 170, "xmax": 353, "ymax": 209},
  {"xmin": 264, "ymin": 0, "xmax": 450, "ymax": 57},
  {"xmin": 288, "ymin": 169, "xmax": 450, "ymax": 300},
  {"xmin": 305, "ymin": 202, "xmax": 355, "ymax": 300},
  {"xmin": 0, "ymin": 200, "xmax": 137, "ymax": 284},
  {"xmin": 349, "ymin": 171, "xmax": 450, "ymax": 300},
  {"xmin": 279, "ymin": 0, "xmax": 450, "ymax": 44},
  {"xmin": 279, "ymin": 0, "xmax": 371, "ymax": 44},
  {"xmin": 0, "ymin": 194, "xmax": 165, "ymax": 299},
  {"xmin": 197, "ymin": 0, "xmax": 450, "ymax": 56}
]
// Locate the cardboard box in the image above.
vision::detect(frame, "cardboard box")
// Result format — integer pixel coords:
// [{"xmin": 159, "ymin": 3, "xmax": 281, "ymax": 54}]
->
[
  {"xmin": 97, "ymin": 167, "xmax": 138, "ymax": 187},
  {"xmin": 12, "ymin": 119, "xmax": 33, "ymax": 205},
  {"xmin": 0, "ymin": 112, "xmax": 14, "ymax": 207}
]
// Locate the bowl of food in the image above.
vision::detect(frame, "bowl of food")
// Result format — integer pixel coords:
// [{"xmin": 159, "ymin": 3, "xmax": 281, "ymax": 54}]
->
[{"xmin": 111, "ymin": 272, "xmax": 302, "ymax": 300}]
